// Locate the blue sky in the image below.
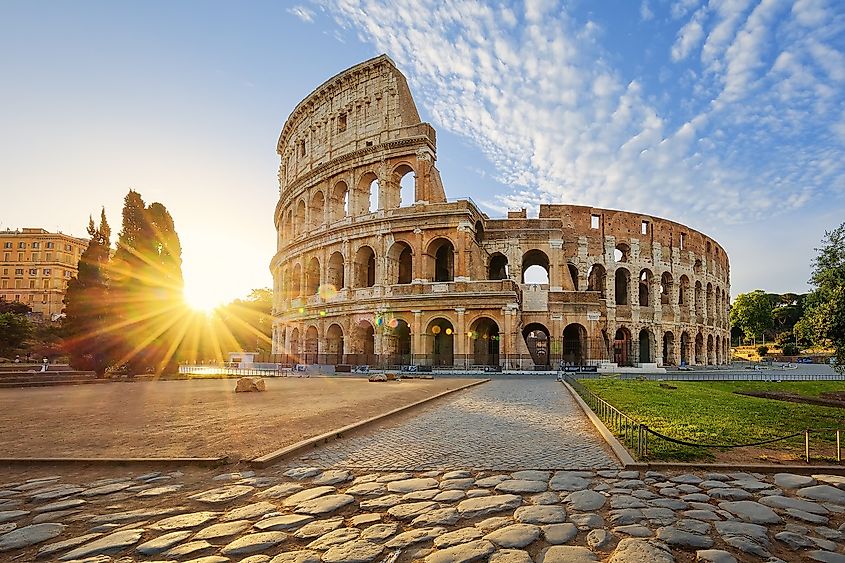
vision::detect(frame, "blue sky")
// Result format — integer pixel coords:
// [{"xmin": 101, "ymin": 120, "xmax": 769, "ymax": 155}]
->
[{"xmin": 1, "ymin": 1, "xmax": 843, "ymax": 308}]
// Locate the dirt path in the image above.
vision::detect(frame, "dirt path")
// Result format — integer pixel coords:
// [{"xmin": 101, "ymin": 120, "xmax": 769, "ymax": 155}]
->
[{"xmin": 0, "ymin": 377, "xmax": 474, "ymax": 459}]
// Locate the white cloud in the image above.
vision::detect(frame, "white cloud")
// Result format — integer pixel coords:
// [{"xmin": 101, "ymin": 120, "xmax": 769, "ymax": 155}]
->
[
  {"xmin": 321, "ymin": 0, "xmax": 845, "ymax": 229},
  {"xmin": 287, "ymin": 5, "xmax": 315, "ymax": 22}
]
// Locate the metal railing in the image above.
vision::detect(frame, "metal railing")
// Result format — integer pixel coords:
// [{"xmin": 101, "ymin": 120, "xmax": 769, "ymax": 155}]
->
[{"xmin": 563, "ymin": 374, "xmax": 844, "ymax": 462}]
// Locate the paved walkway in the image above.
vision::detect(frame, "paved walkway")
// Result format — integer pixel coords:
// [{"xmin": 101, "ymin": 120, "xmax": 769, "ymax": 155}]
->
[{"xmin": 295, "ymin": 378, "xmax": 619, "ymax": 470}]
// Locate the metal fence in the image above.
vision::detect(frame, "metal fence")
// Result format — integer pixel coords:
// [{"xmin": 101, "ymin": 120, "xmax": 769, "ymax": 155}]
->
[{"xmin": 563, "ymin": 374, "xmax": 844, "ymax": 462}]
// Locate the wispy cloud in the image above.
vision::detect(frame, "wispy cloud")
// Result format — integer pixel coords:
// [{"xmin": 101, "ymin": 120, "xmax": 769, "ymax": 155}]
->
[{"xmin": 322, "ymin": 0, "xmax": 845, "ymax": 226}]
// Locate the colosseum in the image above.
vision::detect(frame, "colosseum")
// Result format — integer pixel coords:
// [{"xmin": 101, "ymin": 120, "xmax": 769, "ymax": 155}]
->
[{"xmin": 270, "ymin": 55, "xmax": 731, "ymax": 370}]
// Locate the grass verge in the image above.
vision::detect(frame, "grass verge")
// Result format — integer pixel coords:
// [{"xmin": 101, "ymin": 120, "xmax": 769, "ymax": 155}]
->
[{"xmin": 579, "ymin": 378, "xmax": 845, "ymax": 462}]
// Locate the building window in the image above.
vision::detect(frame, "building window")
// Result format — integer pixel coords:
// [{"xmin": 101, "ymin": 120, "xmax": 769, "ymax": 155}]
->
[
  {"xmin": 338, "ymin": 113, "xmax": 347, "ymax": 133},
  {"xmin": 591, "ymin": 214, "xmax": 600, "ymax": 229}
]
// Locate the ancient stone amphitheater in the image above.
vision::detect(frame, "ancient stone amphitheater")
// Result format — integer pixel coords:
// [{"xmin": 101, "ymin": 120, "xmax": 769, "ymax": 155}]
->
[{"xmin": 270, "ymin": 55, "xmax": 730, "ymax": 369}]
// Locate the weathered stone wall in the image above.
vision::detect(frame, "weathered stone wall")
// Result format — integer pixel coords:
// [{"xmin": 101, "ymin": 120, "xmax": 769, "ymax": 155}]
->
[{"xmin": 270, "ymin": 56, "xmax": 732, "ymax": 368}]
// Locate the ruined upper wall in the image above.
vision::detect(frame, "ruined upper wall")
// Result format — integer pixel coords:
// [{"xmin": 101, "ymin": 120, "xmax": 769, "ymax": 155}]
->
[{"xmin": 277, "ymin": 55, "xmax": 431, "ymax": 193}]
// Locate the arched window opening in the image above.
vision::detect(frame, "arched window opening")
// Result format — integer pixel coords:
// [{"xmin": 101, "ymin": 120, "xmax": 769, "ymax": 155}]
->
[
  {"xmin": 614, "ymin": 328, "xmax": 633, "ymax": 367},
  {"xmin": 326, "ymin": 324, "xmax": 344, "ymax": 365},
  {"xmin": 395, "ymin": 164, "xmax": 415, "ymax": 208},
  {"xmin": 304, "ymin": 326, "xmax": 319, "ymax": 364},
  {"xmin": 661, "ymin": 272, "xmax": 673, "ymax": 305},
  {"xmin": 563, "ymin": 323, "xmax": 588, "ymax": 366},
  {"xmin": 475, "ymin": 221, "xmax": 485, "ymax": 244},
  {"xmin": 615, "ymin": 268, "xmax": 630, "ymax": 305},
  {"xmin": 428, "ymin": 238, "xmax": 455, "ymax": 282},
  {"xmin": 387, "ymin": 242, "xmax": 413, "ymax": 285},
  {"xmin": 354, "ymin": 246, "xmax": 376, "ymax": 288},
  {"xmin": 384, "ymin": 318, "xmax": 411, "ymax": 366},
  {"xmin": 522, "ymin": 323, "xmax": 550, "ymax": 366},
  {"xmin": 294, "ymin": 200, "xmax": 306, "ymax": 236},
  {"xmin": 427, "ymin": 318, "xmax": 454, "ymax": 366},
  {"xmin": 568, "ymin": 264, "xmax": 579, "ymax": 291},
  {"xmin": 663, "ymin": 331, "xmax": 675, "ymax": 366},
  {"xmin": 587, "ymin": 264, "xmax": 607, "ymax": 298},
  {"xmin": 639, "ymin": 269, "xmax": 652, "ymax": 306},
  {"xmin": 522, "ymin": 249, "xmax": 550, "ymax": 284},
  {"xmin": 638, "ymin": 329, "xmax": 652, "ymax": 363},
  {"xmin": 291, "ymin": 263, "xmax": 302, "ymax": 298},
  {"xmin": 614, "ymin": 243, "xmax": 630, "ymax": 263},
  {"xmin": 305, "ymin": 257, "xmax": 320, "ymax": 296},
  {"xmin": 310, "ymin": 191, "xmax": 325, "ymax": 230},
  {"xmin": 469, "ymin": 317, "xmax": 499, "ymax": 366},
  {"xmin": 488, "ymin": 253, "xmax": 508, "ymax": 280},
  {"xmin": 327, "ymin": 252, "xmax": 344, "ymax": 292}
]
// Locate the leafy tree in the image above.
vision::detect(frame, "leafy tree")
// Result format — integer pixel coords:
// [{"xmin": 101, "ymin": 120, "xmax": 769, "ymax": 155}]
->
[
  {"xmin": 0, "ymin": 312, "xmax": 32, "ymax": 358},
  {"xmin": 109, "ymin": 190, "xmax": 186, "ymax": 375},
  {"xmin": 63, "ymin": 210, "xmax": 115, "ymax": 377},
  {"xmin": 796, "ymin": 222, "xmax": 845, "ymax": 373},
  {"xmin": 729, "ymin": 290, "xmax": 774, "ymax": 343}
]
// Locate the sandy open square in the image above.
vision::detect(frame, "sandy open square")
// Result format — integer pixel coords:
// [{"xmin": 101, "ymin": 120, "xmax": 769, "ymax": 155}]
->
[{"xmin": 0, "ymin": 377, "xmax": 474, "ymax": 459}]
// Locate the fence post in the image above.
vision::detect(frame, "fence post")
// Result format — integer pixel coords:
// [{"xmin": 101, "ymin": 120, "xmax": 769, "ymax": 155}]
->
[{"xmin": 805, "ymin": 430, "xmax": 810, "ymax": 463}]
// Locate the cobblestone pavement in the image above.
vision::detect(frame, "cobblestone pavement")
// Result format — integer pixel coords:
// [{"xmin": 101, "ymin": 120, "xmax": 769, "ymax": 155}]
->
[
  {"xmin": 1, "ymin": 465, "xmax": 844, "ymax": 562},
  {"xmin": 295, "ymin": 378, "xmax": 619, "ymax": 471}
]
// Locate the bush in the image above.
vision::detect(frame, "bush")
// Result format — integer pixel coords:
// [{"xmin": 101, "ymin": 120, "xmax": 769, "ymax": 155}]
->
[
  {"xmin": 782, "ymin": 343, "xmax": 799, "ymax": 356},
  {"xmin": 757, "ymin": 345, "xmax": 769, "ymax": 357}
]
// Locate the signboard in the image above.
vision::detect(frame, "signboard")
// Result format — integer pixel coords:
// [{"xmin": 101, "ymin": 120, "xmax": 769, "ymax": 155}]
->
[{"xmin": 587, "ymin": 311, "xmax": 601, "ymax": 321}]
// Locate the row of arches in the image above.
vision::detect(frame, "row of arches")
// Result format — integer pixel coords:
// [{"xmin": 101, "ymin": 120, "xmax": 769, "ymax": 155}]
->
[{"xmin": 280, "ymin": 164, "xmax": 417, "ymax": 241}]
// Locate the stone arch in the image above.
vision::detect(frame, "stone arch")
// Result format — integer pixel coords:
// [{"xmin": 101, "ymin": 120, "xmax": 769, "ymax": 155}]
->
[
  {"xmin": 663, "ymin": 331, "xmax": 675, "ymax": 366},
  {"xmin": 394, "ymin": 163, "xmax": 416, "ymax": 208},
  {"xmin": 426, "ymin": 317, "xmax": 454, "ymax": 366},
  {"xmin": 326, "ymin": 323, "xmax": 344, "ymax": 364},
  {"xmin": 291, "ymin": 262, "xmax": 302, "ymax": 298},
  {"xmin": 568, "ymin": 263, "xmax": 579, "ymax": 291},
  {"xmin": 384, "ymin": 318, "xmax": 412, "ymax": 365},
  {"xmin": 294, "ymin": 199, "xmax": 306, "ymax": 236},
  {"xmin": 587, "ymin": 264, "xmax": 607, "ymax": 298},
  {"xmin": 638, "ymin": 328, "xmax": 653, "ymax": 363},
  {"xmin": 680, "ymin": 331, "xmax": 691, "ymax": 365},
  {"xmin": 614, "ymin": 327, "xmax": 633, "ymax": 367},
  {"xmin": 522, "ymin": 249, "xmax": 550, "ymax": 284},
  {"xmin": 489, "ymin": 253, "xmax": 508, "ymax": 280},
  {"xmin": 660, "ymin": 272, "xmax": 674, "ymax": 305},
  {"xmin": 522, "ymin": 323, "xmax": 551, "ymax": 366},
  {"xmin": 327, "ymin": 251, "xmax": 345, "ymax": 291},
  {"xmin": 353, "ymin": 246, "xmax": 376, "ymax": 288},
  {"xmin": 387, "ymin": 241, "xmax": 413, "ymax": 285},
  {"xmin": 427, "ymin": 238, "xmax": 455, "ymax": 282},
  {"xmin": 310, "ymin": 191, "xmax": 325, "ymax": 230},
  {"xmin": 469, "ymin": 317, "xmax": 500, "ymax": 366},
  {"xmin": 614, "ymin": 242, "xmax": 630, "ymax": 263},
  {"xmin": 639, "ymin": 269, "xmax": 653, "ymax": 306},
  {"xmin": 350, "ymin": 320, "xmax": 376, "ymax": 365},
  {"xmin": 563, "ymin": 323, "xmax": 588, "ymax": 366},
  {"xmin": 305, "ymin": 256, "xmax": 320, "ymax": 296},
  {"xmin": 615, "ymin": 267, "xmax": 630, "ymax": 305},
  {"xmin": 329, "ymin": 180, "xmax": 349, "ymax": 223},
  {"xmin": 304, "ymin": 325, "xmax": 319, "ymax": 363}
]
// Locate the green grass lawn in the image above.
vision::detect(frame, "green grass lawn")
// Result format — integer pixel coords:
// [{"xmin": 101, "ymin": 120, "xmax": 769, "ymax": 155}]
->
[{"xmin": 579, "ymin": 378, "xmax": 845, "ymax": 461}]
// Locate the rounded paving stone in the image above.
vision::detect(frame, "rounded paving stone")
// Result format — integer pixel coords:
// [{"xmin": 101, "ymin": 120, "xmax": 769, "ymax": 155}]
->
[
  {"xmin": 321, "ymin": 539, "xmax": 384, "ymax": 562},
  {"xmin": 483, "ymin": 523, "xmax": 540, "ymax": 548},
  {"xmin": 0, "ymin": 522, "xmax": 65, "ymax": 552},
  {"xmin": 221, "ymin": 531, "xmax": 288, "ymax": 555}
]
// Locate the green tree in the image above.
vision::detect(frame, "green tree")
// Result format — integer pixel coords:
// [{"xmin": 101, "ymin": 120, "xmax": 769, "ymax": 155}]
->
[
  {"xmin": 0, "ymin": 312, "xmax": 32, "ymax": 358},
  {"xmin": 795, "ymin": 222, "xmax": 845, "ymax": 372},
  {"xmin": 729, "ymin": 290, "xmax": 774, "ymax": 344},
  {"xmin": 63, "ymin": 210, "xmax": 115, "ymax": 376},
  {"xmin": 109, "ymin": 190, "xmax": 186, "ymax": 375}
]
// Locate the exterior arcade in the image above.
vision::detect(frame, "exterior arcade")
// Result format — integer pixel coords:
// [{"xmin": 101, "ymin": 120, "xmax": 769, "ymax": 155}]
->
[{"xmin": 270, "ymin": 55, "xmax": 731, "ymax": 369}]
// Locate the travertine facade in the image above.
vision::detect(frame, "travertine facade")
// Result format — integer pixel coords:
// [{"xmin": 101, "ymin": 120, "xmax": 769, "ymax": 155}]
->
[
  {"xmin": 0, "ymin": 228, "xmax": 88, "ymax": 320},
  {"xmin": 270, "ymin": 56, "xmax": 730, "ymax": 368}
]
